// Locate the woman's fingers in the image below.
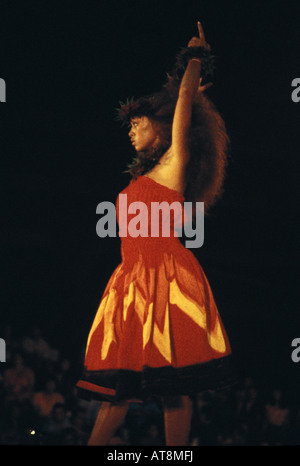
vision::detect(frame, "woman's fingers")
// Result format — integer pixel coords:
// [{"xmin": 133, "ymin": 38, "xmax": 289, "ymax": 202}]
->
[
  {"xmin": 198, "ymin": 82, "xmax": 213, "ymax": 93},
  {"xmin": 197, "ymin": 21, "xmax": 206, "ymax": 42},
  {"xmin": 197, "ymin": 20, "xmax": 211, "ymax": 49}
]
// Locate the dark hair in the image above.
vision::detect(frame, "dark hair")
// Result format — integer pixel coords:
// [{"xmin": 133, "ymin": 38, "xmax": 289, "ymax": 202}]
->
[{"xmin": 118, "ymin": 77, "xmax": 230, "ymax": 215}]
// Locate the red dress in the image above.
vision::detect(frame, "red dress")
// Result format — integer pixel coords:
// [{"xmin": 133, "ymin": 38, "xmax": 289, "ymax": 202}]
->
[{"xmin": 76, "ymin": 175, "xmax": 235, "ymax": 403}]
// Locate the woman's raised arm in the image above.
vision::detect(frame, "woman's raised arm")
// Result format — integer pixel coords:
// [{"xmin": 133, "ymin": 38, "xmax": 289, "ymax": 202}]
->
[{"xmin": 171, "ymin": 21, "xmax": 212, "ymax": 165}]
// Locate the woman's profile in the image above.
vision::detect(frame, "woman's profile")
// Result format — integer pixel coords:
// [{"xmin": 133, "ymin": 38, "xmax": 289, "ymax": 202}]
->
[{"xmin": 76, "ymin": 20, "xmax": 236, "ymax": 446}]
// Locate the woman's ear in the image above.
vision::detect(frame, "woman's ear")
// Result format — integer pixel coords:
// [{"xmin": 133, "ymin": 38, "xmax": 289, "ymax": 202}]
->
[{"xmin": 140, "ymin": 115, "xmax": 149, "ymax": 127}]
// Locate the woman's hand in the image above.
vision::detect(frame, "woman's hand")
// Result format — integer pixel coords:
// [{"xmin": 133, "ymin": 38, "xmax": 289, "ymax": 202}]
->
[
  {"xmin": 197, "ymin": 76, "xmax": 213, "ymax": 93},
  {"xmin": 188, "ymin": 21, "xmax": 213, "ymax": 93},
  {"xmin": 187, "ymin": 21, "xmax": 211, "ymax": 51}
]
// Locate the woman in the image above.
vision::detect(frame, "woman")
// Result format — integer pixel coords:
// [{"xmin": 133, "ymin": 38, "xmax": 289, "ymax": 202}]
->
[{"xmin": 77, "ymin": 21, "xmax": 235, "ymax": 446}]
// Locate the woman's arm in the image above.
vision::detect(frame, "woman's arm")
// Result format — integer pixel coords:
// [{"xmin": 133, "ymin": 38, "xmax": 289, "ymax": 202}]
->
[{"xmin": 172, "ymin": 21, "xmax": 211, "ymax": 165}]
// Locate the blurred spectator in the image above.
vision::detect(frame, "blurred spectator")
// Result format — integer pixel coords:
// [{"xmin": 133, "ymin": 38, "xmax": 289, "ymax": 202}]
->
[
  {"xmin": 108, "ymin": 426, "xmax": 130, "ymax": 446},
  {"xmin": 32, "ymin": 378, "xmax": 65, "ymax": 418},
  {"xmin": 192, "ymin": 402, "xmax": 219, "ymax": 445},
  {"xmin": 22, "ymin": 326, "xmax": 59, "ymax": 362},
  {"xmin": 263, "ymin": 388, "xmax": 291, "ymax": 444},
  {"xmin": 265, "ymin": 389, "xmax": 290, "ymax": 426},
  {"xmin": 42, "ymin": 403, "xmax": 71, "ymax": 444},
  {"xmin": 3, "ymin": 352, "xmax": 35, "ymax": 403},
  {"xmin": 56, "ymin": 357, "xmax": 74, "ymax": 400},
  {"xmin": 69, "ymin": 407, "xmax": 89, "ymax": 445},
  {"xmin": 239, "ymin": 386, "xmax": 263, "ymax": 444},
  {"xmin": 138, "ymin": 422, "xmax": 163, "ymax": 446}
]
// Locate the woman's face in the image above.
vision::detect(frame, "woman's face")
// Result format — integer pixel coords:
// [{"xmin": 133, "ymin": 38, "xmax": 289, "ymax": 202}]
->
[{"xmin": 128, "ymin": 116, "xmax": 159, "ymax": 152}]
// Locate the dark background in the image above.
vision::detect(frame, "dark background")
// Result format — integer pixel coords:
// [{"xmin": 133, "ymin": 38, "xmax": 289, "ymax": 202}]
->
[{"xmin": 1, "ymin": 0, "xmax": 299, "ymax": 393}]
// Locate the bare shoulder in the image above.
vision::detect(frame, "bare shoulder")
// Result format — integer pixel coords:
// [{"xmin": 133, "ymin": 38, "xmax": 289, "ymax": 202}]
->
[{"xmin": 145, "ymin": 146, "xmax": 188, "ymax": 194}]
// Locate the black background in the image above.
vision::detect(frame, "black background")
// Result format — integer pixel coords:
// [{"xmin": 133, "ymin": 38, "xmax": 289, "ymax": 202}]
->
[{"xmin": 1, "ymin": 0, "xmax": 299, "ymax": 394}]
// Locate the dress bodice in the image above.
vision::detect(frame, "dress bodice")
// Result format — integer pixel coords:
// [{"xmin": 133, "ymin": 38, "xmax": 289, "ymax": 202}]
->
[{"xmin": 116, "ymin": 176, "xmax": 186, "ymax": 262}]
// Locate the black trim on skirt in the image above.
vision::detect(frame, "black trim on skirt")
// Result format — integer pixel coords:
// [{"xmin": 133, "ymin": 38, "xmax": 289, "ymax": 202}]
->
[{"xmin": 76, "ymin": 355, "xmax": 238, "ymax": 403}]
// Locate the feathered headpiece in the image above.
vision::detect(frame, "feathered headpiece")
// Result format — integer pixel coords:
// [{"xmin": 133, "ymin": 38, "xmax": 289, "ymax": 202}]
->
[{"xmin": 115, "ymin": 96, "xmax": 157, "ymax": 128}]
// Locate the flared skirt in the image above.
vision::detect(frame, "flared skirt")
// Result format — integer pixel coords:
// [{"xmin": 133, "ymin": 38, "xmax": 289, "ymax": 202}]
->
[{"xmin": 76, "ymin": 247, "xmax": 236, "ymax": 402}]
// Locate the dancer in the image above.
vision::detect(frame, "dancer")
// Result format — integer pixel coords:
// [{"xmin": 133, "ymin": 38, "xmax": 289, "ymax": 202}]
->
[{"xmin": 77, "ymin": 20, "xmax": 235, "ymax": 446}]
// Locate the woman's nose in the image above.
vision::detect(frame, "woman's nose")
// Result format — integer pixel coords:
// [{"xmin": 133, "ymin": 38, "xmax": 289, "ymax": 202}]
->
[{"xmin": 128, "ymin": 128, "xmax": 133, "ymax": 137}]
